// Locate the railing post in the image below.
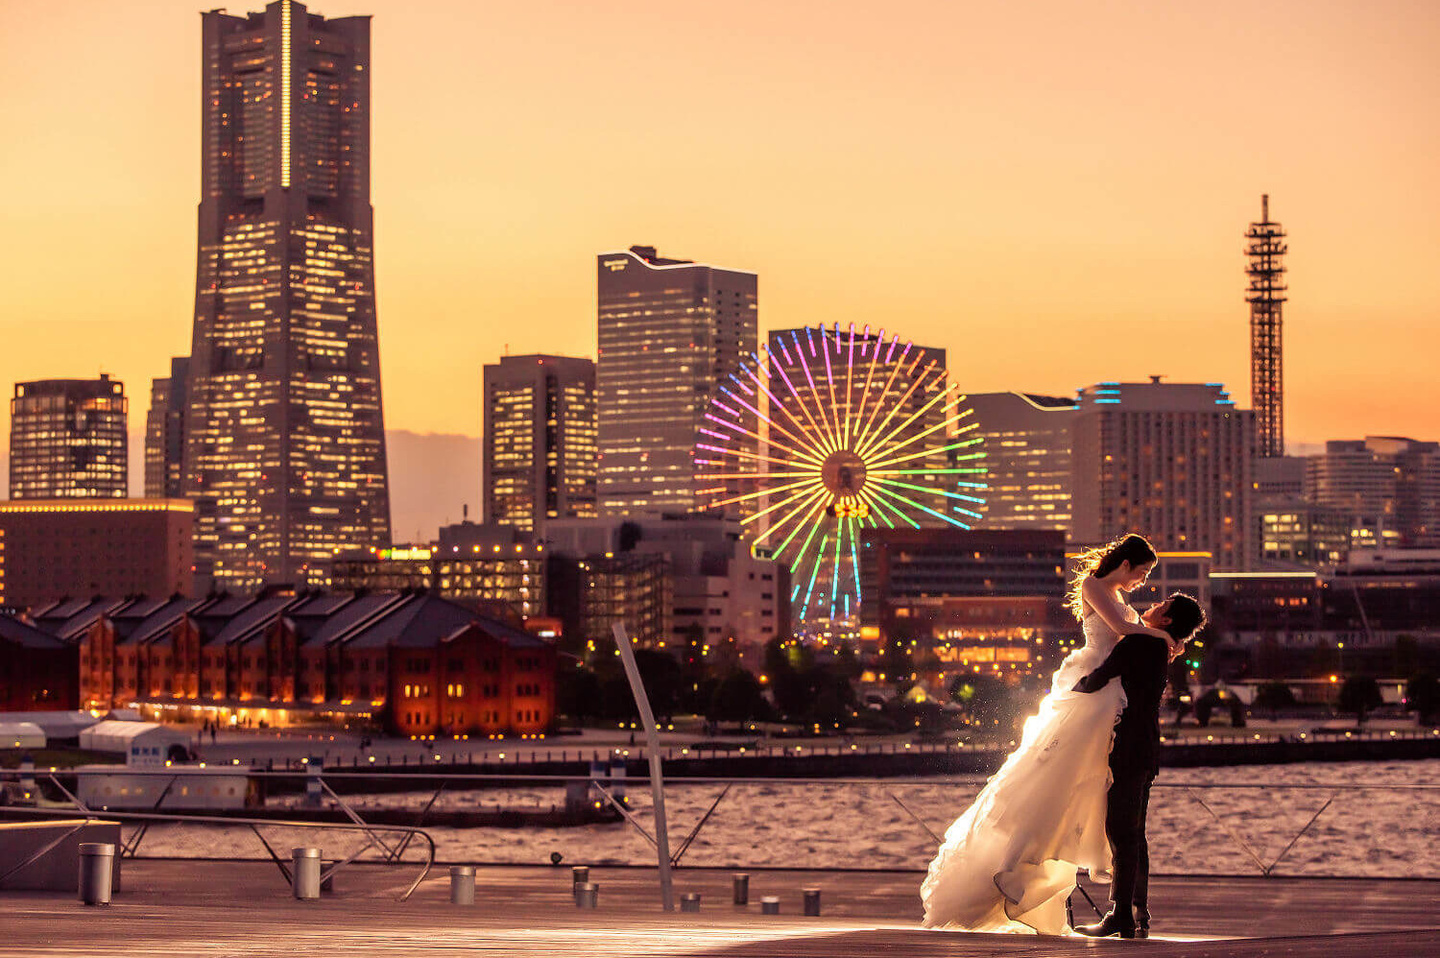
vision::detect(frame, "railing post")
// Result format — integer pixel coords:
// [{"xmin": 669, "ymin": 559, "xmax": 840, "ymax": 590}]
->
[
  {"xmin": 78, "ymin": 843, "xmax": 115, "ymax": 906},
  {"xmin": 449, "ymin": 865, "xmax": 475, "ymax": 905},
  {"xmin": 292, "ymin": 847, "xmax": 321, "ymax": 900}
]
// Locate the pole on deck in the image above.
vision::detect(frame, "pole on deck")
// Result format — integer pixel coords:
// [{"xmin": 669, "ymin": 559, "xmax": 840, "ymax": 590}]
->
[{"xmin": 612, "ymin": 622, "xmax": 675, "ymax": 912}]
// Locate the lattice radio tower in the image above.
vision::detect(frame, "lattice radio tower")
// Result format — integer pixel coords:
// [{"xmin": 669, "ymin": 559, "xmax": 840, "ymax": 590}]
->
[{"xmin": 1246, "ymin": 194, "xmax": 1288, "ymax": 457}]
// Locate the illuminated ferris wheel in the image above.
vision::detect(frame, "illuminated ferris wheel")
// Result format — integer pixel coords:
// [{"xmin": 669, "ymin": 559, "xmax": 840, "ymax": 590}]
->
[{"xmin": 695, "ymin": 324, "xmax": 986, "ymax": 632}]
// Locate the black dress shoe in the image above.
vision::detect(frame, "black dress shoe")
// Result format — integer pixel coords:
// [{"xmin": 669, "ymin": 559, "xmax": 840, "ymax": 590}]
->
[
  {"xmin": 1076, "ymin": 911, "xmax": 1137, "ymax": 939},
  {"xmin": 1135, "ymin": 906, "xmax": 1151, "ymax": 939}
]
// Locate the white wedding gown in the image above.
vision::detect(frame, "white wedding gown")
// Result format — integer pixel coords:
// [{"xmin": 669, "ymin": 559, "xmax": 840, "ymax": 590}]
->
[{"xmin": 920, "ymin": 607, "xmax": 1131, "ymax": 934}]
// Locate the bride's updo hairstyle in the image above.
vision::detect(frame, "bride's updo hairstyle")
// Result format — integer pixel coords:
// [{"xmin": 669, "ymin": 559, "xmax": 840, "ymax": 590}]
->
[{"xmin": 1065, "ymin": 533, "xmax": 1157, "ymax": 621}]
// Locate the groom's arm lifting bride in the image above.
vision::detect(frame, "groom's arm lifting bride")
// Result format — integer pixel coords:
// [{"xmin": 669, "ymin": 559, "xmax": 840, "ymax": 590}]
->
[{"xmin": 1070, "ymin": 593, "xmax": 1208, "ymax": 939}]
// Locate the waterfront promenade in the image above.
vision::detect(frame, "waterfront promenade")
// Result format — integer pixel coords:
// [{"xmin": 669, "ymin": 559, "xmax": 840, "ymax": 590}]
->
[{"xmin": 3, "ymin": 860, "xmax": 1438, "ymax": 957}]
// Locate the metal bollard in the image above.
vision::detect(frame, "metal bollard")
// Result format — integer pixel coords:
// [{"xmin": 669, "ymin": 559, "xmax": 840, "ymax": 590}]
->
[
  {"xmin": 575, "ymin": 881, "xmax": 598, "ymax": 909},
  {"xmin": 292, "ymin": 847, "xmax": 322, "ymax": 900},
  {"xmin": 78, "ymin": 843, "xmax": 115, "ymax": 906},
  {"xmin": 732, "ymin": 873, "xmax": 749, "ymax": 905},
  {"xmin": 681, "ymin": 892, "xmax": 701, "ymax": 913},
  {"xmin": 760, "ymin": 896, "xmax": 780, "ymax": 915},
  {"xmin": 571, "ymin": 865, "xmax": 589, "ymax": 892},
  {"xmin": 803, "ymin": 888, "xmax": 821, "ymax": 917},
  {"xmin": 450, "ymin": 865, "xmax": 476, "ymax": 905}
]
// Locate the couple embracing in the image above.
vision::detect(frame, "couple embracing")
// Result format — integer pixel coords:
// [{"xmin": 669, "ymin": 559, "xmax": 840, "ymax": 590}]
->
[{"xmin": 921, "ymin": 534, "xmax": 1206, "ymax": 939}]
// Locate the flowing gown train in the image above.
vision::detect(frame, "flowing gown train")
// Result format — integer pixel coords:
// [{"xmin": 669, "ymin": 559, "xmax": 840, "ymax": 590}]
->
[{"xmin": 920, "ymin": 609, "xmax": 1131, "ymax": 934}]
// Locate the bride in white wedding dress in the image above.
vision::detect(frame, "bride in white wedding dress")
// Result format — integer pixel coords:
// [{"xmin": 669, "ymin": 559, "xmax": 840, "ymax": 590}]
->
[{"xmin": 920, "ymin": 534, "xmax": 1176, "ymax": 934}]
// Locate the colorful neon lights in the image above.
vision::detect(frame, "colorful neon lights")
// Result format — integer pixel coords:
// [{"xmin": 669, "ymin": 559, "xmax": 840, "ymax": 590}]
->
[{"xmin": 695, "ymin": 325, "xmax": 987, "ymax": 632}]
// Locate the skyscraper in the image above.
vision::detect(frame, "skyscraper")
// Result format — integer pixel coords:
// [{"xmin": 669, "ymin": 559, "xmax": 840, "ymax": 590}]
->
[
  {"xmin": 184, "ymin": 2, "xmax": 390, "ymax": 590},
  {"xmin": 483, "ymin": 354, "xmax": 597, "ymax": 533},
  {"xmin": 1247, "ymin": 194, "xmax": 1287, "ymax": 457},
  {"xmin": 9, "ymin": 375, "xmax": 128, "ymax": 500},
  {"xmin": 596, "ymin": 245, "xmax": 757, "ymax": 516},
  {"xmin": 144, "ymin": 356, "xmax": 189, "ymax": 499},
  {"xmin": 966, "ymin": 391, "xmax": 1076, "ymax": 531},
  {"xmin": 1071, "ymin": 378, "xmax": 1254, "ymax": 570}
]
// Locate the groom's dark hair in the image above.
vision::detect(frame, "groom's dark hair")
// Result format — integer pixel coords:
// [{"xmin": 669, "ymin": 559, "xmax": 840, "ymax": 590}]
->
[{"xmin": 1162, "ymin": 593, "xmax": 1206, "ymax": 641}]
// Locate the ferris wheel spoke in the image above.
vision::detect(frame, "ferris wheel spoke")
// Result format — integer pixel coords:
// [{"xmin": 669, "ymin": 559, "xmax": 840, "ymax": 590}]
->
[
  {"xmin": 698, "ymin": 422, "xmax": 824, "ymax": 470},
  {"xmin": 731, "ymin": 381, "xmax": 830, "ymax": 468},
  {"xmin": 802, "ymin": 328, "xmax": 845, "ymax": 451},
  {"xmin": 851, "ymin": 334, "xmax": 909, "ymax": 456},
  {"xmin": 716, "ymin": 385, "xmax": 828, "ymax": 467},
  {"xmin": 842, "ymin": 323, "xmax": 858, "ymax": 446},
  {"xmin": 854, "ymin": 375, "xmax": 955, "ymax": 460},
  {"xmin": 740, "ymin": 363, "xmax": 827, "ymax": 457},
  {"xmin": 866, "ymin": 481, "xmax": 971, "ymax": 528},
  {"xmin": 855, "ymin": 486, "xmax": 916, "ymax": 529},
  {"xmin": 768, "ymin": 341, "xmax": 840, "ymax": 455},
  {"xmin": 845, "ymin": 517, "xmax": 863, "ymax": 611},
  {"xmin": 829, "ymin": 514, "xmax": 849, "ymax": 620},
  {"xmin": 860, "ymin": 406, "xmax": 976, "ymax": 466},
  {"xmin": 849, "ymin": 327, "xmax": 888, "ymax": 451},
  {"xmin": 852, "ymin": 361, "xmax": 943, "ymax": 460},
  {"xmin": 770, "ymin": 489, "xmax": 836, "ymax": 560},
  {"xmin": 739, "ymin": 480, "xmax": 827, "ymax": 526},
  {"xmin": 801, "ymin": 532, "xmax": 829, "ymax": 619},
  {"xmin": 868, "ymin": 476, "xmax": 986, "ymax": 517},
  {"xmin": 707, "ymin": 476, "xmax": 816, "ymax": 511},
  {"xmin": 753, "ymin": 485, "xmax": 831, "ymax": 549},
  {"xmin": 697, "ymin": 439, "xmax": 817, "ymax": 471},
  {"xmin": 866, "ymin": 434, "xmax": 984, "ymax": 472}
]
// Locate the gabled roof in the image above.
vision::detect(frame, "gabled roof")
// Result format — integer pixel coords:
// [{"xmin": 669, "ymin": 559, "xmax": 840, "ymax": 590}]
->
[
  {"xmin": 111, "ymin": 597, "xmax": 183, "ymax": 643},
  {"xmin": 0, "ymin": 613, "xmax": 70, "ymax": 650},
  {"xmin": 116, "ymin": 597, "xmax": 210, "ymax": 647},
  {"xmin": 110, "ymin": 597, "xmax": 169, "ymax": 623},
  {"xmin": 289, "ymin": 593, "xmax": 356, "ymax": 618},
  {"xmin": 342, "ymin": 593, "xmax": 549, "ymax": 651},
  {"xmin": 470, "ymin": 613, "xmax": 549, "ymax": 651},
  {"xmin": 298, "ymin": 592, "xmax": 408, "ymax": 648},
  {"xmin": 345, "ymin": 593, "xmax": 475, "ymax": 649},
  {"xmin": 209, "ymin": 595, "xmax": 302, "ymax": 647},
  {"xmin": 34, "ymin": 597, "xmax": 132, "ymax": 642},
  {"xmin": 190, "ymin": 594, "xmax": 264, "ymax": 640}
]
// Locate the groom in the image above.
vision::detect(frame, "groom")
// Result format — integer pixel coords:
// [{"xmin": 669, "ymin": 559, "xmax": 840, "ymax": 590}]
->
[{"xmin": 1071, "ymin": 592, "xmax": 1207, "ymax": 940}]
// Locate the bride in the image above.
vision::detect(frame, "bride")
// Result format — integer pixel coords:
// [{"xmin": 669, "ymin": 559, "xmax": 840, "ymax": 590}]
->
[{"xmin": 920, "ymin": 533, "xmax": 1176, "ymax": 934}]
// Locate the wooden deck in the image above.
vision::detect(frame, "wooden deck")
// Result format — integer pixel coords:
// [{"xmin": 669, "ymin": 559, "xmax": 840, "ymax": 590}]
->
[{"xmin": 1, "ymin": 861, "xmax": 1436, "ymax": 957}]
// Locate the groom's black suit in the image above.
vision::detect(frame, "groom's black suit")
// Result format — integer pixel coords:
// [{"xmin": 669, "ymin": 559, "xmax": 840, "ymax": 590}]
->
[{"xmin": 1073, "ymin": 632, "xmax": 1170, "ymax": 929}]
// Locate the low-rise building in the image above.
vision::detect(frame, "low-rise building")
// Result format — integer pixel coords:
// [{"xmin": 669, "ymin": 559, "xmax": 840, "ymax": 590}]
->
[
  {"xmin": 0, "ymin": 500, "xmax": 194, "ymax": 609},
  {"xmin": 544, "ymin": 515, "xmax": 789, "ymax": 660},
  {"xmin": 0, "ymin": 611, "xmax": 78, "ymax": 711},
  {"xmin": 62, "ymin": 591, "xmax": 554, "ymax": 738},
  {"xmin": 859, "ymin": 528, "xmax": 1069, "ymax": 685},
  {"xmin": 331, "ymin": 539, "xmax": 547, "ymax": 621}
]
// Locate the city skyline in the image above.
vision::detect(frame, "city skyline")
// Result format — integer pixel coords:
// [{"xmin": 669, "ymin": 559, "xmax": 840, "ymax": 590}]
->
[{"xmin": 1, "ymin": 1, "xmax": 1437, "ymax": 536}]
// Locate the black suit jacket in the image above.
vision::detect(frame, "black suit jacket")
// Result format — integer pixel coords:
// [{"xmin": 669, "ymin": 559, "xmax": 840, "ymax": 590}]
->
[{"xmin": 1073, "ymin": 632, "xmax": 1170, "ymax": 776}]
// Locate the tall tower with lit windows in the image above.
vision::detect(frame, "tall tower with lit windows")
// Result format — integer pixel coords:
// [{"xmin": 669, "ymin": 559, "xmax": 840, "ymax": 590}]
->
[{"xmin": 184, "ymin": 1, "xmax": 390, "ymax": 591}]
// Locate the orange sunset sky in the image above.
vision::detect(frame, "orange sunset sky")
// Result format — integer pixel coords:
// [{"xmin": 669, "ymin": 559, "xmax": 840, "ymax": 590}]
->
[{"xmin": 1, "ymin": 0, "xmax": 1437, "ymax": 533}]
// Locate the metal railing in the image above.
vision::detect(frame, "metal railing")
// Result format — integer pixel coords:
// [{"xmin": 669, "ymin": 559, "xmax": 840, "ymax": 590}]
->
[
  {"xmin": 227, "ymin": 724, "xmax": 1440, "ymax": 770},
  {"xmin": 5, "ymin": 765, "xmax": 1434, "ymax": 880},
  {"xmin": 0, "ymin": 771, "xmax": 436, "ymax": 901}
]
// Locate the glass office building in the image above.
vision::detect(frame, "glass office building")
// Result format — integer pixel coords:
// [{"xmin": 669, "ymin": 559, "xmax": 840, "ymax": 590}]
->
[
  {"xmin": 184, "ymin": 2, "xmax": 390, "ymax": 590},
  {"xmin": 596, "ymin": 246, "xmax": 757, "ymax": 516},
  {"xmin": 9, "ymin": 376, "xmax": 128, "ymax": 500},
  {"xmin": 483, "ymin": 355, "xmax": 597, "ymax": 533},
  {"xmin": 144, "ymin": 357, "xmax": 189, "ymax": 499}
]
